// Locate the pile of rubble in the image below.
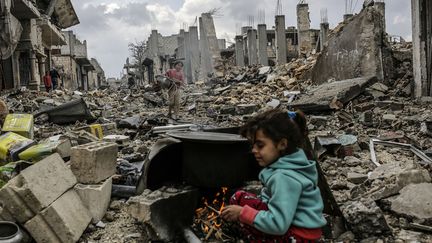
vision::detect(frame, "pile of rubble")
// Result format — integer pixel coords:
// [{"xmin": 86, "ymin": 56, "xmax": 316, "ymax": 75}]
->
[{"xmin": 0, "ymin": 36, "xmax": 431, "ymax": 242}]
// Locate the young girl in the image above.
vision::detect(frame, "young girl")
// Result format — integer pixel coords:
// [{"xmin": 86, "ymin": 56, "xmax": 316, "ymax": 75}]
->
[{"xmin": 221, "ymin": 108, "xmax": 326, "ymax": 242}]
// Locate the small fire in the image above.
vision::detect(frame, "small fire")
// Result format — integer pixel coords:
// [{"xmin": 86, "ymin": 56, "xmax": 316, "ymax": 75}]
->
[{"xmin": 194, "ymin": 187, "xmax": 231, "ymax": 240}]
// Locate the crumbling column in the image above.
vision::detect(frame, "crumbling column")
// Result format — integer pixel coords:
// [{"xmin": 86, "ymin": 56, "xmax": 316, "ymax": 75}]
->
[
  {"xmin": 411, "ymin": 0, "xmax": 432, "ymax": 97},
  {"xmin": 28, "ymin": 51, "xmax": 40, "ymax": 91},
  {"xmin": 297, "ymin": 3, "xmax": 311, "ymax": 54},
  {"xmin": 275, "ymin": 15, "xmax": 287, "ymax": 65},
  {"xmin": 149, "ymin": 30, "xmax": 160, "ymax": 76},
  {"xmin": 257, "ymin": 24, "xmax": 268, "ymax": 66},
  {"xmin": 247, "ymin": 29, "xmax": 258, "ymax": 65},
  {"xmin": 199, "ymin": 17, "xmax": 213, "ymax": 80},
  {"xmin": 235, "ymin": 35, "xmax": 245, "ymax": 67},
  {"xmin": 319, "ymin": 22, "xmax": 329, "ymax": 52},
  {"xmin": 241, "ymin": 26, "xmax": 252, "ymax": 64},
  {"xmin": 183, "ymin": 31, "xmax": 192, "ymax": 83},
  {"xmin": 189, "ymin": 26, "xmax": 200, "ymax": 83},
  {"xmin": 201, "ymin": 13, "xmax": 220, "ymax": 61},
  {"xmin": 374, "ymin": 2, "xmax": 386, "ymax": 33},
  {"xmin": 38, "ymin": 56, "xmax": 46, "ymax": 90},
  {"xmin": 177, "ymin": 29, "xmax": 185, "ymax": 60}
]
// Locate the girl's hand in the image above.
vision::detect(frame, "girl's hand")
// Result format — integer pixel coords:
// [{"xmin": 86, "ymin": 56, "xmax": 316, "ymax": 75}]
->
[{"xmin": 221, "ymin": 205, "xmax": 243, "ymax": 222}]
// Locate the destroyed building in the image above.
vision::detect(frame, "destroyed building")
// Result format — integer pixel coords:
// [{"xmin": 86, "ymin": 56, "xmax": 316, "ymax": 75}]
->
[
  {"xmin": 127, "ymin": 12, "xmax": 226, "ymax": 85},
  {"xmin": 235, "ymin": 2, "xmax": 322, "ymax": 67},
  {"xmin": 0, "ymin": 0, "xmax": 79, "ymax": 91},
  {"xmin": 51, "ymin": 31, "xmax": 101, "ymax": 90},
  {"xmin": 1, "ymin": 1, "xmax": 432, "ymax": 243}
]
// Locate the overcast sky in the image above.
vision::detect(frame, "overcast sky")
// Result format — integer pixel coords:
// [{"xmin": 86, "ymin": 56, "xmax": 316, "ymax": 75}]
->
[{"xmin": 68, "ymin": 0, "xmax": 412, "ymax": 78}]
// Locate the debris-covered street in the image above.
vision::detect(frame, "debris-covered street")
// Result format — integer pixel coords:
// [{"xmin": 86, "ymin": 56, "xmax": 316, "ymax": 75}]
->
[{"xmin": 1, "ymin": 0, "xmax": 432, "ymax": 242}]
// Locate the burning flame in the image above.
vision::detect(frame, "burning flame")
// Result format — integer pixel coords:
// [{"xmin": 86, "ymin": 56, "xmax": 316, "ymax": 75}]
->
[{"xmin": 194, "ymin": 187, "xmax": 229, "ymax": 238}]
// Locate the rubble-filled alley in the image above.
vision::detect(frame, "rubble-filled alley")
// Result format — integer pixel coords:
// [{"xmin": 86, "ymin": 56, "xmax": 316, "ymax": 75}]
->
[{"xmin": 1, "ymin": 0, "xmax": 432, "ymax": 242}]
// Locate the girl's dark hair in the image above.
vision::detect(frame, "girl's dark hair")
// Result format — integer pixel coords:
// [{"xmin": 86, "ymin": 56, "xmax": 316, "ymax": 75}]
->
[{"xmin": 240, "ymin": 108, "xmax": 308, "ymax": 154}]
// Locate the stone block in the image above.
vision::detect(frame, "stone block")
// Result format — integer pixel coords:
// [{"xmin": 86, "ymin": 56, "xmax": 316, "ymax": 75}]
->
[
  {"xmin": 370, "ymin": 169, "xmax": 431, "ymax": 200},
  {"xmin": 0, "ymin": 206, "xmax": 14, "ymax": 221},
  {"xmin": 347, "ymin": 172, "xmax": 368, "ymax": 184},
  {"xmin": 236, "ymin": 104, "xmax": 258, "ymax": 115},
  {"xmin": 0, "ymin": 153, "xmax": 77, "ymax": 223},
  {"xmin": 342, "ymin": 198, "xmax": 391, "ymax": 239},
  {"xmin": 390, "ymin": 183, "xmax": 432, "ymax": 221},
  {"xmin": 219, "ymin": 106, "xmax": 236, "ymax": 115},
  {"xmin": 74, "ymin": 177, "xmax": 112, "ymax": 223},
  {"xmin": 127, "ymin": 186, "xmax": 199, "ymax": 242},
  {"xmin": 24, "ymin": 189, "xmax": 91, "ymax": 243},
  {"xmin": 71, "ymin": 141, "xmax": 118, "ymax": 184}
]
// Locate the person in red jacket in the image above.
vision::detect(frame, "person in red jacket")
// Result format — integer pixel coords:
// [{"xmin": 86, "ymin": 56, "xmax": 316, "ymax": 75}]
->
[
  {"xmin": 43, "ymin": 71, "xmax": 52, "ymax": 92},
  {"xmin": 165, "ymin": 61, "xmax": 186, "ymax": 119}
]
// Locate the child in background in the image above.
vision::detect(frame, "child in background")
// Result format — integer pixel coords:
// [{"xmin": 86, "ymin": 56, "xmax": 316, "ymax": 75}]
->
[{"xmin": 221, "ymin": 109, "xmax": 326, "ymax": 242}]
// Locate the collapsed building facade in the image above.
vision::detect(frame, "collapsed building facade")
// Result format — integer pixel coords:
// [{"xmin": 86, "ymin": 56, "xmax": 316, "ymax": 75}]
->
[
  {"xmin": 51, "ymin": 30, "xmax": 104, "ymax": 90},
  {"xmin": 0, "ymin": 0, "xmax": 78, "ymax": 91},
  {"xmin": 0, "ymin": 0, "xmax": 105, "ymax": 92},
  {"xmin": 127, "ymin": 12, "xmax": 226, "ymax": 85},
  {"xmin": 1, "ymin": 1, "xmax": 432, "ymax": 243},
  {"xmin": 235, "ymin": 3, "xmax": 322, "ymax": 67}
]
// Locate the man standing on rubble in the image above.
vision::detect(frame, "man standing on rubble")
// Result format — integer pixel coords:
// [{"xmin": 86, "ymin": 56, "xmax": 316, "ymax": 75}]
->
[{"xmin": 165, "ymin": 61, "xmax": 185, "ymax": 119}]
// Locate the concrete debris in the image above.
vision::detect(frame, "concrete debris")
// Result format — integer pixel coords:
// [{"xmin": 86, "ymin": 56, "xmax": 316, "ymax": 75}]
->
[
  {"xmin": 0, "ymin": 3, "xmax": 429, "ymax": 242},
  {"xmin": 74, "ymin": 177, "xmax": 112, "ymax": 223},
  {"xmin": 290, "ymin": 76, "xmax": 377, "ymax": 113},
  {"xmin": 70, "ymin": 141, "xmax": 118, "ymax": 184},
  {"xmin": 127, "ymin": 186, "xmax": 199, "ymax": 241},
  {"xmin": 342, "ymin": 198, "xmax": 391, "ymax": 238},
  {"xmin": 24, "ymin": 189, "xmax": 91, "ymax": 243},
  {"xmin": 0, "ymin": 153, "xmax": 77, "ymax": 223},
  {"xmin": 390, "ymin": 183, "xmax": 432, "ymax": 223}
]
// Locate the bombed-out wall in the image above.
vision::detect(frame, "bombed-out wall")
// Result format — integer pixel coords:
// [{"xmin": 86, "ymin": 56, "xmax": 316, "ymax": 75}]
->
[{"xmin": 312, "ymin": 6, "xmax": 386, "ymax": 84}]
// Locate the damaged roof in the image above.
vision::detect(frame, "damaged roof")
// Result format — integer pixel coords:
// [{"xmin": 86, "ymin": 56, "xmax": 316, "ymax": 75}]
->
[
  {"xmin": 52, "ymin": 0, "xmax": 79, "ymax": 28},
  {"xmin": 37, "ymin": 0, "xmax": 80, "ymax": 29}
]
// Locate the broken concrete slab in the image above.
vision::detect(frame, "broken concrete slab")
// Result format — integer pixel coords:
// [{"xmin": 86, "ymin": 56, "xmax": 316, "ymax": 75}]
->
[
  {"xmin": 118, "ymin": 116, "xmax": 141, "ymax": 129},
  {"xmin": 368, "ymin": 169, "xmax": 431, "ymax": 201},
  {"xmin": 71, "ymin": 141, "xmax": 118, "ymax": 184},
  {"xmin": 24, "ymin": 189, "xmax": 91, "ymax": 243},
  {"xmin": 342, "ymin": 198, "xmax": 391, "ymax": 239},
  {"xmin": 376, "ymin": 101, "xmax": 404, "ymax": 111},
  {"xmin": 347, "ymin": 172, "xmax": 368, "ymax": 184},
  {"xmin": 236, "ymin": 104, "xmax": 258, "ymax": 115},
  {"xmin": 35, "ymin": 98, "xmax": 96, "ymax": 125},
  {"xmin": 0, "ymin": 153, "xmax": 77, "ymax": 223},
  {"xmin": 289, "ymin": 76, "xmax": 377, "ymax": 113},
  {"xmin": 390, "ymin": 183, "xmax": 432, "ymax": 222},
  {"xmin": 127, "ymin": 186, "xmax": 199, "ymax": 242},
  {"xmin": 74, "ymin": 177, "xmax": 112, "ymax": 223}
]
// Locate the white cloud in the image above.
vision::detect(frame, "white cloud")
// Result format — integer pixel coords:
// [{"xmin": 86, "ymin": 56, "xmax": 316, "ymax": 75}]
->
[{"xmin": 103, "ymin": 3, "xmax": 120, "ymax": 14}]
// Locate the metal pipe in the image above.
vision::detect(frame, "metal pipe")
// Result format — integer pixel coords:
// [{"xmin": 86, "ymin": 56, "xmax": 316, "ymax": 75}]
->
[
  {"xmin": 369, "ymin": 138, "xmax": 432, "ymax": 166},
  {"xmin": 152, "ymin": 124, "xmax": 197, "ymax": 134}
]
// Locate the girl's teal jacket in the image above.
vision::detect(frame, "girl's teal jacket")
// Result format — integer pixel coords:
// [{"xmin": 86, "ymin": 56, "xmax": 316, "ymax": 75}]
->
[{"xmin": 239, "ymin": 149, "xmax": 327, "ymax": 235}]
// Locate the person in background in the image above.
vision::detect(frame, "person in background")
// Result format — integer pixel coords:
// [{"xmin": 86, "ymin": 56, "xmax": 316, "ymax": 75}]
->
[
  {"xmin": 50, "ymin": 68, "xmax": 60, "ymax": 90},
  {"xmin": 128, "ymin": 73, "xmax": 136, "ymax": 90},
  {"xmin": 221, "ymin": 109, "xmax": 326, "ymax": 242},
  {"xmin": 43, "ymin": 71, "xmax": 52, "ymax": 93},
  {"xmin": 165, "ymin": 61, "xmax": 185, "ymax": 119}
]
